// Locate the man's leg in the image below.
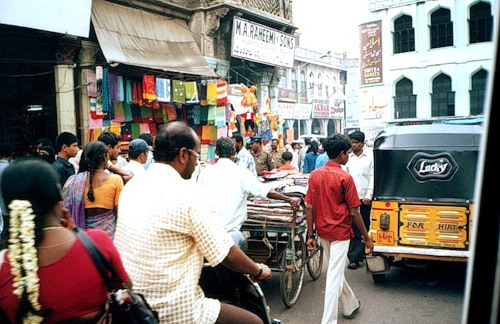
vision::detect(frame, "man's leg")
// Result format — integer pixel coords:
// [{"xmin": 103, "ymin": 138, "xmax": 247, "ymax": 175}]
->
[
  {"xmin": 217, "ymin": 302, "xmax": 263, "ymax": 324},
  {"xmin": 320, "ymin": 238, "xmax": 350, "ymax": 324}
]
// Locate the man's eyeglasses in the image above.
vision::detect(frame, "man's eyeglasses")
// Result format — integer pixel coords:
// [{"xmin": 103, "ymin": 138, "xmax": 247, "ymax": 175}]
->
[{"xmin": 186, "ymin": 148, "xmax": 201, "ymax": 162}]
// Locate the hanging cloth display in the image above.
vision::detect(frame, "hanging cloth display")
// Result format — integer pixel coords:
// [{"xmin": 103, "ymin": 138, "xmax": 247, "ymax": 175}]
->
[
  {"xmin": 198, "ymin": 83, "xmax": 207, "ymax": 106},
  {"xmin": 171, "ymin": 80, "xmax": 186, "ymax": 103},
  {"xmin": 94, "ymin": 66, "xmax": 105, "ymax": 119},
  {"xmin": 215, "ymin": 105, "xmax": 226, "ymax": 127},
  {"xmin": 206, "ymin": 82, "xmax": 217, "ymax": 106},
  {"xmin": 143, "ymin": 75, "xmax": 156, "ymax": 101},
  {"xmin": 87, "ymin": 72, "xmax": 97, "ymax": 98},
  {"xmin": 184, "ymin": 81, "xmax": 199, "ymax": 104},
  {"xmin": 156, "ymin": 78, "xmax": 171, "ymax": 102},
  {"xmin": 217, "ymin": 80, "xmax": 228, "ymax": 105}
]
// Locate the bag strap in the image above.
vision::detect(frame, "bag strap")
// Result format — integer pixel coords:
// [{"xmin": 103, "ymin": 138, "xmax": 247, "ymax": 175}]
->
[{"xmin": 73, "ymin": 227, "xmax": 124, "ymax": 291}]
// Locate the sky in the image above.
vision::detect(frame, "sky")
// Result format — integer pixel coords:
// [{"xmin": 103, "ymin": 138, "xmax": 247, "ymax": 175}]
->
[{"xmin": 292, "ymin": 1, "xmax": 369, "ymax": 57}]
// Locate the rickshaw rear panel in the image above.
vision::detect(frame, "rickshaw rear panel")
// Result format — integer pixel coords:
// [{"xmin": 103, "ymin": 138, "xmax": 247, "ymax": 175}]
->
[{"xmin": 367, "ymin": 124, "xmax": 481, "ymax": 281}]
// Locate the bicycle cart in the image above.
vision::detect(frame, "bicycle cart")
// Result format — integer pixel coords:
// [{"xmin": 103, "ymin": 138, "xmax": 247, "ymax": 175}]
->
[{"xmin": 240, "ymin": 177, "xmax": 323, "ymax": 308}]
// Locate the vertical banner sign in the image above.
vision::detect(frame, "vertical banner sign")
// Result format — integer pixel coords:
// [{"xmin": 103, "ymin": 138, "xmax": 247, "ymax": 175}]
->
[
  {"xmin": 360, "ymin": 21, "xmax": 383, "ymax": 85},
  {"xmin": 312, "ymin": 99, "xmax": 330, "ymax": 119}
]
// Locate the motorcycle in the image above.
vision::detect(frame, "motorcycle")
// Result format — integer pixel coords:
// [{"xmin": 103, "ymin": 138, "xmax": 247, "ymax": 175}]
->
[{"xmin": 199, "ymin": 262, "xmax": 281, "ymax": 324}]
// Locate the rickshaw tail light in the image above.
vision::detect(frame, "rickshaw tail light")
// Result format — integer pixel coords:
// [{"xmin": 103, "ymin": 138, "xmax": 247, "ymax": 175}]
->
[{"xmin": 380, "ymin": 212, "xmax": 390, "ymax": 230}]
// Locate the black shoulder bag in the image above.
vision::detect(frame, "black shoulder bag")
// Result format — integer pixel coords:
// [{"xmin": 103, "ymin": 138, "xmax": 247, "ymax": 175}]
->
[{"xmin": 73, "ymin": 227, "xmax": 159, "ymax": 324}]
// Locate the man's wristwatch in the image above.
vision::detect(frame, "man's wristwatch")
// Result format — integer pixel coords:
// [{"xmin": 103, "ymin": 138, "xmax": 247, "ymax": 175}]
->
[
  {"xmin": 251, "ymin": 263, "xmax": 263, "ymax": 279},
  {"xmin": 306, "ymin": 233, "xmax": 316, "ymax": 239}
]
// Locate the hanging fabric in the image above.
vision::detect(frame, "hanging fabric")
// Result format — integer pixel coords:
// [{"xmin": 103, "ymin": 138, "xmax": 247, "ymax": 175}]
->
[
  {"xmin": 198, "ymin": 83, "xmax": 207, "ymax": 106},
  {"xmin": 171, "ymin": 80, "xmax": 186, "ymax": 103},
  {"xmin": 143, "ymin": 75, "xmax": 156, "ymax": 101},
  {"xmin": 217, "ymin": 80, "xmax": 228, "ymax": 105},
  {"xmin": 206, "ymin": 82, "xmax": 217, "ymax": 105},
  {"xmin": 156, "ymin": 78, "xmax": 171, "ymax": 102},
  {"xmin": 184, "ymin": 81, "xmax": 199, "ymax": 104}
]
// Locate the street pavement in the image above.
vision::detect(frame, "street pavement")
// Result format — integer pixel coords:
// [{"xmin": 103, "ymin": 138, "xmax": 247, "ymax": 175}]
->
[{"xmin": 261, "ymin": 259, "xmax": 466, "ymax": 323}]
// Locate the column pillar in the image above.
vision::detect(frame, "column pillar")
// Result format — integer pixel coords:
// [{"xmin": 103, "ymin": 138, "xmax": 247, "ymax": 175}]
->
[{"xmin": 54, "ymin": 65, "xmax": 76, "ymax": 134}]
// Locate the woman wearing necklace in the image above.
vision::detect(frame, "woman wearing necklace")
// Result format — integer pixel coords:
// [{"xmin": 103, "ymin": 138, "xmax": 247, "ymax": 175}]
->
[
  {"xmin": 0, "ymin": 158, "xmax": 130, "ymax": 323},
  {"xmin": 63, "ymin": 141, "xmax": 124, "ymax": 239}
]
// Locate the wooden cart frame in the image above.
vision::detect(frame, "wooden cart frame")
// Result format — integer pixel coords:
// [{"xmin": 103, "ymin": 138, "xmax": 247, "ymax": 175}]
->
[{"xmin": 241, "ymin": 208, "xmax": 323, "ymax": 308}]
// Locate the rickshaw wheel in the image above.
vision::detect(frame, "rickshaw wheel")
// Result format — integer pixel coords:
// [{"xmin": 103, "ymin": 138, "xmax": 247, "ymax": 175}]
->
[
  {"xmin": 280, "ymin": 233, "xmax": 306, "ymax": 308},
  {"xmin": 306, "ymin": 240, "xmax": 323, "ymax": 280}
]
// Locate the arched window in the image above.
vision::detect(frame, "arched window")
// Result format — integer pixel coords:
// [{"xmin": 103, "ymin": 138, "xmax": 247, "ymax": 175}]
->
[
  {"xmin": 431, "ymin": 73, "xmax": 455, "ymax": 117},
  {"xmin": 430, "ymin": 8, "xmax": 453, "ymax": 49},
  {"xmin": 325, "ymin": 75, "xmax": 330, "ymax": 98},
  {"xmin": 291, "ymin": 70, "xmax": 297, "ymax": 91},
  {"xmin": 309, "ymin": 72, "xmax": 315, "ymax": 96},
  {"xmin": 279, "ymin": 70, "xmax": 288, "ymax": 88},
  {"xmin": 394, "ymin": 14, "xmax": 415, "ymax": 54},
  {"xmin": 300, "ymin": 71, "xmax": 306, "ymax": 94},
  {"xmin": 470, "ymin": 69, "xmax": 488, "ymax": 115},
  {"xmin": 317, "ymin": 73, "xmax": 323, "ymax": 97},
  {"xmin": 469, "ymin": 2, "xmax": 493, "ymax": 44},
  {"xmin": 394, "ymin": 77, "xmax": 416, "ymax": 119}
]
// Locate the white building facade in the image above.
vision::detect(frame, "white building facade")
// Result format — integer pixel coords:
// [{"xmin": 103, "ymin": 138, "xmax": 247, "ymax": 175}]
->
[{"xmin": 357, "ymin": 0, "xmax": 496, "ymax": 141}]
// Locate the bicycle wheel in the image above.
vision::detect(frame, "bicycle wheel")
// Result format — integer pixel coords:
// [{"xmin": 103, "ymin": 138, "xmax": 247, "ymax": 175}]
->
[
  {"xmin": 306, "ymin": 240, "xmax": 323, "ymax": 280},
  {"xmin": 280, "ymin": 233, "xmax": 306, "ymax": 308}
]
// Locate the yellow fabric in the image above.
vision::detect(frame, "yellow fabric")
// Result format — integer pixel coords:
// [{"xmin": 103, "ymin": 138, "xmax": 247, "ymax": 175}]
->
[{"xmin": 84, "ymin": 174, "xmax": 124, "ymax": 209}]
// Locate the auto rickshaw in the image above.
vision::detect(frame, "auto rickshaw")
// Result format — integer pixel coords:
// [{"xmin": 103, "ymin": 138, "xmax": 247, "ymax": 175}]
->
[{"xmin": 366, "ymin": 123, "xmax": 482, "ymax": 283}]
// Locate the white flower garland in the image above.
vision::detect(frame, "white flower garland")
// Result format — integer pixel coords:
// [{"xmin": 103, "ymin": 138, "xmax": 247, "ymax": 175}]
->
[{"xmin": 8, "ymin": 200, "xmax": 43, "ymax": 324}]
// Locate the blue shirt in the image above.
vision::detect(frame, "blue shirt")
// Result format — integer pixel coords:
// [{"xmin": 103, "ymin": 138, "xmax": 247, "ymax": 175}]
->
[{"xmin": 315, "ymin": 152, "xmax": 329, "ymax": 169}]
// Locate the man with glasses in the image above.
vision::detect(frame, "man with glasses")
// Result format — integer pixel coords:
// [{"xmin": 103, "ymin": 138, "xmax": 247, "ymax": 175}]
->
[{"xmin": 115, "ymin": 121, "xmax": 271, "ymax": 324}]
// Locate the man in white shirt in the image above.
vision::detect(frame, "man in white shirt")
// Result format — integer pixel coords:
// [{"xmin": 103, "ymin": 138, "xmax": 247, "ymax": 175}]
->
[
  {"xmin": 233, "ymin": 134, "xmax": 257, "ymax": 177},
  {"xmin": 115, "ymin": 121, "xmax": 271, "ymax": 323},
  {"xmin": 198, "ymin": 137, "xmax": 300, "ymax": 248},
  {"xmin": 122, "ymin": 138, "xmax": 151, "ymax": 177},
  {"xmin": 345, "ymin": 131, "xmax": 374, "ymax": 270},
  {"xmin": 298, "ymin": 137, "xmax": 311, "ymax": 172}
]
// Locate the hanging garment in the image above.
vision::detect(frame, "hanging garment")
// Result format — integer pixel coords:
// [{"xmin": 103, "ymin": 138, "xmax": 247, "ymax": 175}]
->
[
  {"xmin": 206, "ymin": 82, "xmax": 217, "ymax": 105},
  {"xmin": 215, "ymin": 105, "xmax": 226, "ymax": 127},
  {"xmin": 217, "ymin": 80, "xmax": 228, "ymax": 105},
  {"xmin": 184, "ymin": 81, "xmax": 199, "ymax": 104},
  {"xmin": 171, "ymin": 80, "xmax": 186, "ymax": 103},
  {"xmin": 143, "ymin": 75, "xmax": 156, "ymax": 101},
  {"xmin": 112, "ymin": 101, "xmax": 125, "ymax": 123},
  {"xmin": 87, "ymin": 72, "xmax": 97, "ymax": 98},
  {"xmin": 198, "ymin": 83, "xmax": 207, "ymax": 106},
  {"xmin": 156, "ymin": 78, "xmax": 171, "ymax": 102}
]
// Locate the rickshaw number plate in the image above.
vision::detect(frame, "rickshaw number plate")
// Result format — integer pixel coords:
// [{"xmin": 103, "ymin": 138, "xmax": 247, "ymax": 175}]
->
[{"xmin": 377, "ymin": 231, "xmax": 394, "ymax": 244}]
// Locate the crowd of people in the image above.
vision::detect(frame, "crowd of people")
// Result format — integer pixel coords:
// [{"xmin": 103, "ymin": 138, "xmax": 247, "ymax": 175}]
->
[{"xmin": 0, "ymin": 123, "xmax": 374, "ymax": 323}]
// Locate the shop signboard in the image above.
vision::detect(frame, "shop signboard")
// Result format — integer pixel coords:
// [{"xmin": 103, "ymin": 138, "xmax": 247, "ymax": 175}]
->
[
  {"xmin": 277, "ymin": 102, "xmax": 295, "ymax": 119},
  {"xmin": 231, "ymin": 17, "xmax": 295, "ymax": 68},
  {"xmin": 278, "ymin": 88, "xmax": 298, "ymax": 102},
  {"xmin": 312, "ymin": 99, "xmax": 330, "ymax": 119},
  {"xmin": 0, "ymin": 0, "xmax": 92, "ymax": 37},
  {"xmin": 360, "ymin": 20, "xmax": 383, "ymax": 85},
  {"xmin": 294, "ymin": 103, "xmax": 312, "ymax": 120}
]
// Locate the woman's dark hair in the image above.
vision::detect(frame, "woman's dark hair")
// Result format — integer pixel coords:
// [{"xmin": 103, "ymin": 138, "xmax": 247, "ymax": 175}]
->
[
  {"xmin": 79, "ymin": 141, "xmax": 108, "ymax": 202},
  {"xmin": 37, "ymin": 145, "xmax": 55, "ymax": 164},
  {"xmin": 154, "ymin": 121, "xmax": 196, "ymax": 162},
  {"xmin": 1, "ymin": 158, "xmax": 62, "ymax": 247},
  {"xmin": 308, "ymin": 141, "xmax": 319, "ymax": 155}
]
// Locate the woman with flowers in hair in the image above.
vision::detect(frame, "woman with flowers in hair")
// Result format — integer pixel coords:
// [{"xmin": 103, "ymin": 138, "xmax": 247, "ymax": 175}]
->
[
  {"xmin": 63, "ymin": 141, "xmax": 124, "ymax": 239},
  {"xmin": 0, "ymin": 158, "xmax": 130, "ymax": 323}
]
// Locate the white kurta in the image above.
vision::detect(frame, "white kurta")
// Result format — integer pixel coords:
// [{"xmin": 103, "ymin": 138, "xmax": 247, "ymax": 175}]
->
[{"xmin": 114, "ymin": 163, "xmax": 234, "ymax": 323}]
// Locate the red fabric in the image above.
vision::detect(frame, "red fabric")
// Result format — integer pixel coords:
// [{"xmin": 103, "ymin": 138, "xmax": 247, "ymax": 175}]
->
[
  {"xmin": 216, "ymin": 80, "xmax": 228, "ymax": 105},
  {"xmin": 142, "ymin": 75, "xmax": 156, "ymax": 101},
  {"xmin": 304, "ymin": 161, "xmax": 360, "ymax": 241},
  {"xmin": 0, "ymin": 229, "xmax": 129, "ymax": 323}
]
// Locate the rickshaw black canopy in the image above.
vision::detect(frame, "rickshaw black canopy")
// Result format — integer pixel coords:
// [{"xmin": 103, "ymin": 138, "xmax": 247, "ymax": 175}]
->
[{"xmin": 373, "ymin": 124, "xmax": 482, "ymax": 202}]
